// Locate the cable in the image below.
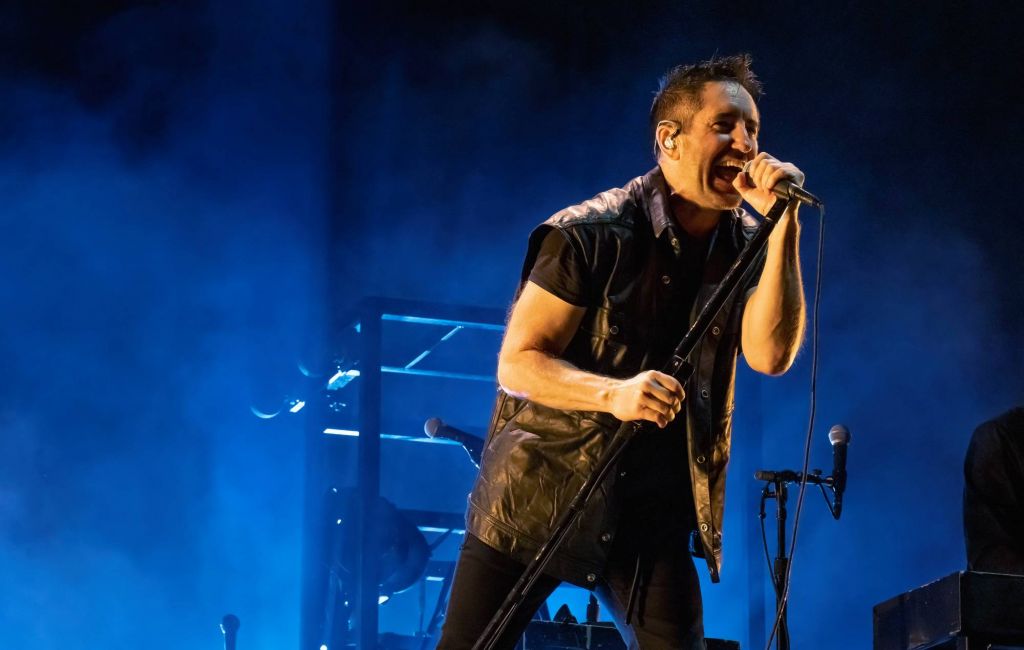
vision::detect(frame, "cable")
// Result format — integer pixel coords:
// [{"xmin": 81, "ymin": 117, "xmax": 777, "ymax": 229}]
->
[
  {"xmin": 759, "ymin": 488, "xmax": 778, "ymax": 593},
  {"xmin": 817, "ymin": 482, "xmax": 838, "ymax": 519},
  {"xmin": 764, "ymin": 204, "xmax": 826, "ymax": 650}
]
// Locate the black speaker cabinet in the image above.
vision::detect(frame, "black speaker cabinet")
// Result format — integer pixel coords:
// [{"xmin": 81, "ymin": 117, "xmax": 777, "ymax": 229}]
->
[{"xmin": 874, "ymin": 571, "xmax": 1024, "ymax": 649}]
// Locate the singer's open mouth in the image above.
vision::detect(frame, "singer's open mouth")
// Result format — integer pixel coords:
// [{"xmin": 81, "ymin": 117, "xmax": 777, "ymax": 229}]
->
[
  {"xmin": 711, "ymin": 160, "xmax": 742, "ymax": 191},
  {"xmin": 713, "ymin": 165, "xmax": 740, "ymax": 183}
]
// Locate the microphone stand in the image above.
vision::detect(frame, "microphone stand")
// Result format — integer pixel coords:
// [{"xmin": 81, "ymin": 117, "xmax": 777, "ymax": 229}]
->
[
  {"xmin": 757, "ymin": 469, "xmax": 841, "ymax": 650},
  {"xmin": 220, "ymin": 614, "xmax": 240, "ymax": 650},
  {"xmin": 473, "ymin": 197, "xmax": 795, "ymax": 650}
]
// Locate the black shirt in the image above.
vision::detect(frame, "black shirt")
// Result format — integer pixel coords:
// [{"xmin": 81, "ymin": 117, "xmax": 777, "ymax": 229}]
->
[{"xmin": 528, "ymin": 226, "xmax": 709, "ymax": 536}]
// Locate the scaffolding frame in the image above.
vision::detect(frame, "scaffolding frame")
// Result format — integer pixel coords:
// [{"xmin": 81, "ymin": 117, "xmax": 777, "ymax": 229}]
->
[{"xmin": 352, "ymin": 296, "xmax": 506, "ymax": 649}]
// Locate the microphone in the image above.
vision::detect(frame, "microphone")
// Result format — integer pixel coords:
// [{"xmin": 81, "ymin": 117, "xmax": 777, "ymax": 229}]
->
[
  {"xmin": 828, "ymin": 424, "xmax": 851, "ymax": 519},
  {"xmin": 742, "ymin": 160, "xmax": 823, "ymax": 207},
  {"xmin": 220, "ymin": 614, "xmax": 240, "ymax": 650},
  {"xmin": 424, "ymin": 417, "xmax": 484, "ymax": 468}
]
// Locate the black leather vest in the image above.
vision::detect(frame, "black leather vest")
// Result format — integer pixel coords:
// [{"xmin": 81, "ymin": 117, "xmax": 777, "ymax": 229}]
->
[{"xmin": 466, "ymin": 168, "xmax": 760, "ymax": 586}]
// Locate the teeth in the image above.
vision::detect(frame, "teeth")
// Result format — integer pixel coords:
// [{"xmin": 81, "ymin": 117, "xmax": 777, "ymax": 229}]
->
[{"xmin": 717, "ymin": 160, "xmax": 744, "ymax": 169}]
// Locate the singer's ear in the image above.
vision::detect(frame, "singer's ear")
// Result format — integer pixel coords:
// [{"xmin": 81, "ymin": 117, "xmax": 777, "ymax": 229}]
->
[{"xmin": 655, "ymin": 120, "xmax": 682, "ymax": 159}]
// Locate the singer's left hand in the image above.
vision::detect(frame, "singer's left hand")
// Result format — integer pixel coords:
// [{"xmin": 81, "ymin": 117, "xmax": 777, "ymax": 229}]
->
[{"xmin": 733, "ymin": 152, "xmax": 805, "ymax": 217}]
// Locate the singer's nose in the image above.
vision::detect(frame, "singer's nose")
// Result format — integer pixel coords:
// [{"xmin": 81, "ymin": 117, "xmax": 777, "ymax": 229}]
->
[{"xmin": 732, "ymin": 123, "xmax": 754, "ymax": 154}]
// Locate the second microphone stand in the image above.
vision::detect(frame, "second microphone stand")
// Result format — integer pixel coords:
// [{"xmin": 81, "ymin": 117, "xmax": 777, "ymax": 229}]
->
[{"xmin": 757, "ymin": 467, "xmax": 843, "ymax": 650}]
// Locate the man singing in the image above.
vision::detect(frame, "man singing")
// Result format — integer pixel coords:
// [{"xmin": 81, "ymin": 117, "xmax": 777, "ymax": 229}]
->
[{"xmin": 438, "ymin": 54, "xmax": 806, "ymax": 649}]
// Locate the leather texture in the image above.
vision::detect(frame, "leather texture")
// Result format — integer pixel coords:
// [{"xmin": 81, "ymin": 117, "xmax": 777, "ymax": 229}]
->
[{"xmin": 466, "ymin": 167, "xmax": 761, "ymax": 586}]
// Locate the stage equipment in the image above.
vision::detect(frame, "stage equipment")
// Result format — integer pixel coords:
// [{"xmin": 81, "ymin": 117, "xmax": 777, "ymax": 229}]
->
[
  {"xmin": 755, "ymin": 425, "xmax": 850, "ymax": 650},
  {"xmin": 250, "ymin": 359, "xmax": 330, "ymax": 419},
  {"xmin": 343, "ymin": 298, "xmax": 507, "ymax": 650},
  {"xmin": 827, "ymin": 424, "xmax": 850, "ymax": 518},
  {"xmin": 586, "ymin": 594, "xmax": 599, "ymax": 624},
  {"xmin": 472, "ymin": 196, "xmax": 799, "ymax": 650},
  {"xmin": 741, "ymin": 160, "xmax": 823, "ymax": 207},
  {"xmin": 220, "ymin": 614, "xmax": 239, "ymax": 650},
  {"xmin": 320, "ymin": 488, "xmax": 430, "ymax": 648},
  {"xmin": 524, "ymin": 621, "xmax": 741, "ymax": 650},
  {"xmin": 423, "ymin": 417, "xmax": 484, "ymax": 467},
  {"xmin": 524, "ymin": 620, "xmax": 624, "ymax": 649},
  {"xmin": 315, "ymin": 298, "xmax": 506, "ymax": 647},
  {"xmin": 874, "ymin": 571, "xmax": 1024, "ymax": 649}
]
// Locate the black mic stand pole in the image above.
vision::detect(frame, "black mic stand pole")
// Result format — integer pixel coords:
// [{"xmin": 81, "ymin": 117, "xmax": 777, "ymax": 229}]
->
[
  {"xmin": 772, "ymin": 479, "xmax": 790, "ymax": 650},
  {"xmin": 472, "ymin": 197, "xmax": 796, "ymax": 650},
  {"xmin": 220, "ymin": 614, "xmax": 240, "ymax": 650},
  {"xmin": 757, "ymin": 468, "xmax": 837, "ymax": 650}
]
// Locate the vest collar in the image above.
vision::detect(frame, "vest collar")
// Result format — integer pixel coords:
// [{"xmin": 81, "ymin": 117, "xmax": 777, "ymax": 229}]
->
[{"xmin": 640, "ymin": 167, "xmax": 745, "ymax": 258}]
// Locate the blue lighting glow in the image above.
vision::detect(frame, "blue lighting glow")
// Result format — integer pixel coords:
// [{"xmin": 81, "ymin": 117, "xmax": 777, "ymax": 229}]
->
[
  {"xmin": 327, "ymin": 368, "xmax": 360, "ymax": 389},
  {"xmin": 321, "ymin": 428, "xmax": 463, "ymax": 446},
  {"xmin": 403, "ymin": 325, "xmax": 462, "ymax": 370},
  {"xmin": 381, "ymin": 313, "xmax": 504, "ymax": 331},
  {"xmin": 326, "ymin": 365, "xmax": 494, "ymax": 384},
  {"xmin": 380, "ymin": 366, "xmax": 494, "ymax": 383},
  {"xmin": 6, "ymin": 4, "xmax": 1019, "ymax": 650}
]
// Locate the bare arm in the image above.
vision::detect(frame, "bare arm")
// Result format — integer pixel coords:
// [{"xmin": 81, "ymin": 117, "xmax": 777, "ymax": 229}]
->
[
  {"xmin": 735, "ymin": 152, "xmax": 807, "ymax": 376},
  {"xmin": 497, "ymin": 281, "xmax": 685, "ymax": 428}
]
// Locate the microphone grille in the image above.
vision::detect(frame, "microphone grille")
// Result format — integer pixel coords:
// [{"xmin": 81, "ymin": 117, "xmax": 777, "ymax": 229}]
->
[
  {"xmin": 828, "ymin": 424, "xmax": 851, "ymax": 446},
  {"xmin": 424, "ymin": 417, "xmax": 442, "ymax": 437}
]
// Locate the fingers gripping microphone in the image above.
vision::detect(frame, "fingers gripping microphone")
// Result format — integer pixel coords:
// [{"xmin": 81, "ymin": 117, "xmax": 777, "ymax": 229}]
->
[
  {"xmin": 424, "ymin": 417, "xmax": 484, "ymax": 468},
  {"xmin": 741, "ymin": 160, "xmax": 824, "ymax": 207},
  {"xmin": 828, "ymin": 424, "xmax": 851, "ymax": 520}
]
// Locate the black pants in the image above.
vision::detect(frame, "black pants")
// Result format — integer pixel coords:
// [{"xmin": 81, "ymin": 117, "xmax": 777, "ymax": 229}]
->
[{"xmin": 436, "ymin": 531, "xmax": 703, "ymax": 650}]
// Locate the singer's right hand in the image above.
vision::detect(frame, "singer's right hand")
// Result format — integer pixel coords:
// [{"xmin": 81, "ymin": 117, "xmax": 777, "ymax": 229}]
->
[
  {"xmin": 733, "ymin": 151, "xmax": 805, "ymax": 217},
  {"xmin": 606, "ymin": 370, "xmax": 685, "ymax": 428}
]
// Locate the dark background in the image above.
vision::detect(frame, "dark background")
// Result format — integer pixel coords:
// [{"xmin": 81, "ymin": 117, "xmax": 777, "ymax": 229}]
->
[{"xmin": 2, "ymin": 1, "xmax": 1022, "ymax": 649}]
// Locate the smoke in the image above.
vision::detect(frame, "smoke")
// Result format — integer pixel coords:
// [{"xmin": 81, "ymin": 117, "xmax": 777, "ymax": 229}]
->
[
  {"xmin": 0, "ymin": 1, "xmax": 327, "ymax": 648},
  {"xmin": 3, "ymin": 2, "xmax": 1022, "ymax": 649}
]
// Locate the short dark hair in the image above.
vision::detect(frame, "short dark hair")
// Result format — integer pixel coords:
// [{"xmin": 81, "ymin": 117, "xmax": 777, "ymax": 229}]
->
[{"xmin": 650, "ymin": 54, "xmax": 763, "ymax": 155}]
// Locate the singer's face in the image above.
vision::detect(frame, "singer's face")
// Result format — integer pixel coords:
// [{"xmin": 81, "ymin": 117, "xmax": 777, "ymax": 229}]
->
[{"xmin": 671, "ymin": 81, "xmax": 759, "ymax": 211}]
